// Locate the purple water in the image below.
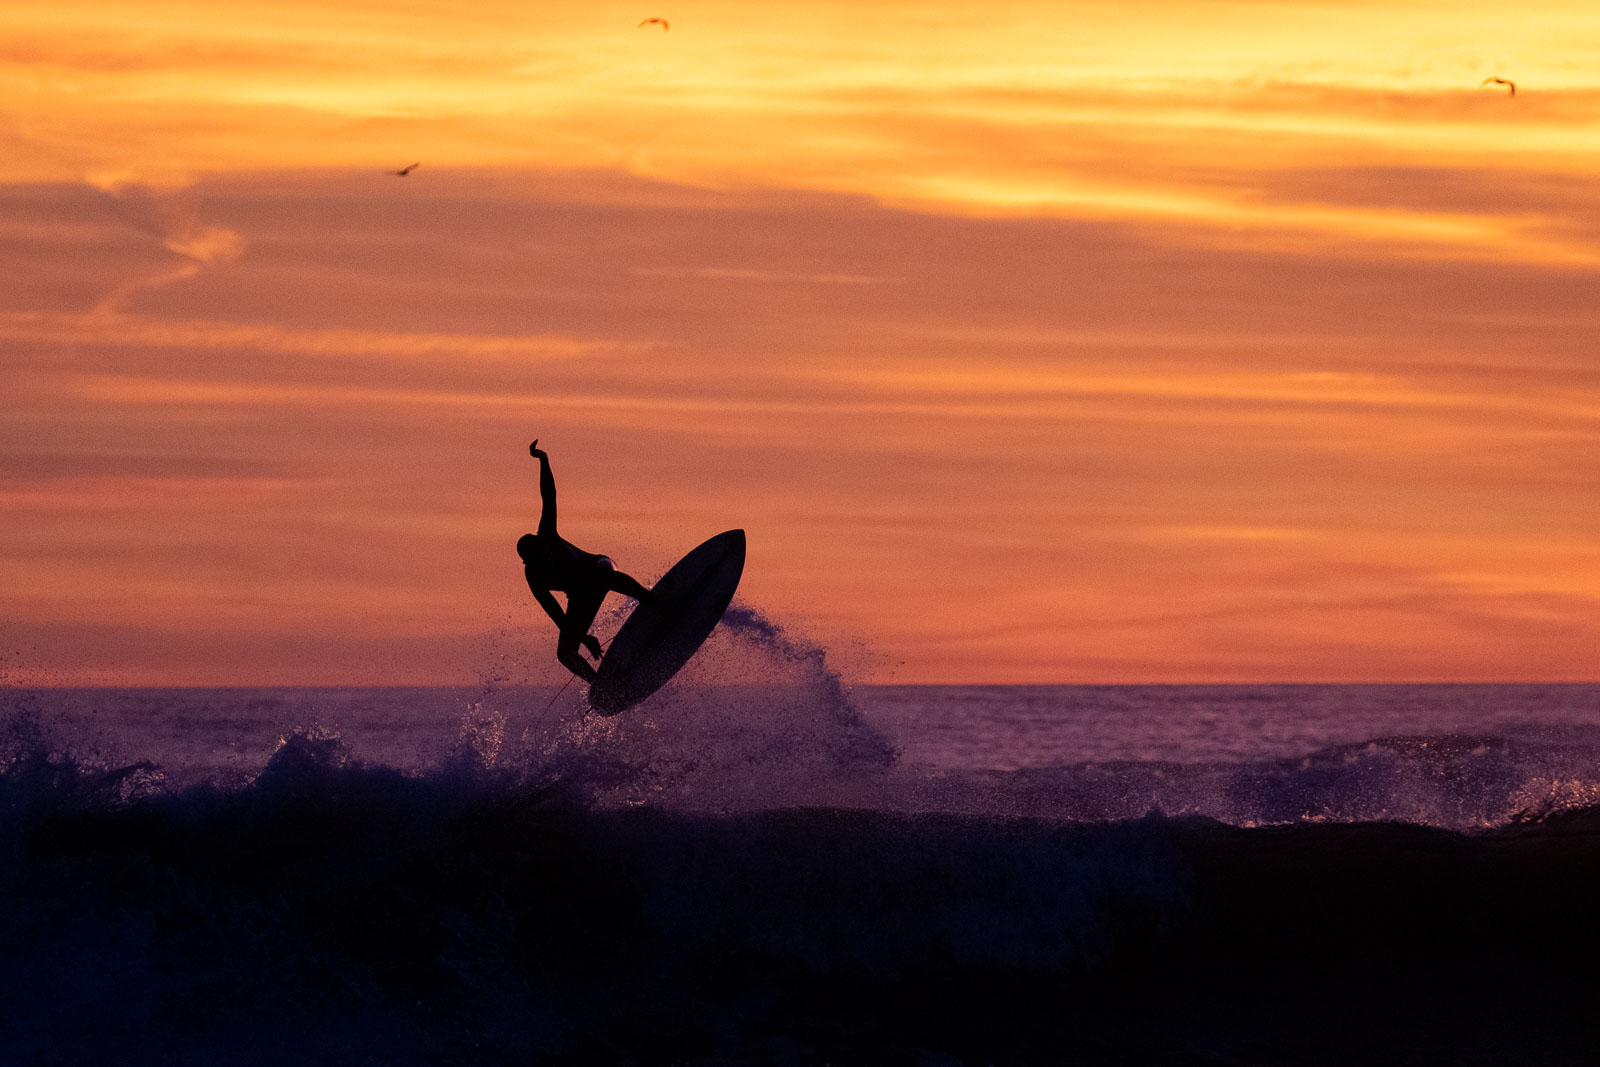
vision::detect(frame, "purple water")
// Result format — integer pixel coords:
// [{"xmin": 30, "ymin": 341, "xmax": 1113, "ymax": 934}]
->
[
  {"xmin": 13, "ymin": 680, "xmax": 1600, "ymax": 830},
  {"xmin": 863, "ymin": 682, "xmax": 1600, "ymax": 767},
  {"xmin": 6, "ymin": 614, "xmax": 1600, "ymax": 1064}
]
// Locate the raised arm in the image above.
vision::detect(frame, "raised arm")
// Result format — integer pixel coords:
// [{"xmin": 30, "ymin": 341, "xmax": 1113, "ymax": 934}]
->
[{"xmin": 529, "ymin": 440, "xmax": 556, "ymax": 536}]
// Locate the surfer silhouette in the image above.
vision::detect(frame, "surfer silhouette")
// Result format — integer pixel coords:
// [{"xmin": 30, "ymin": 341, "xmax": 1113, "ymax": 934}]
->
[{"xmin": 519, "ymin": 441, "xmax": 654, "ymax": 683}]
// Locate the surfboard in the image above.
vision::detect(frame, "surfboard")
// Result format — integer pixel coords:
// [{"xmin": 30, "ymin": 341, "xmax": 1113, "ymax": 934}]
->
[{"xmin": 587, "ymin": 529, "xmax": 746, "ymax": 715}]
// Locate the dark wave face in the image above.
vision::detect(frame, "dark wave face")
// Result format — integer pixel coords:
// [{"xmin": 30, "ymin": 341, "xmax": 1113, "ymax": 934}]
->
[
  {"xmin": 5, "ymin": 725, "xmax": 1600, "ymax": 1065},
  {"xmin": 6, "ymin": 615, "xmax": 1600, "ymax": 1063}
]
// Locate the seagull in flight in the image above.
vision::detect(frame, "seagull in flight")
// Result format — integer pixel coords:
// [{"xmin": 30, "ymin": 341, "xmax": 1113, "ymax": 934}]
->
[
  {"xmin": 389, "ymin": 162, "xmax": 420, "ymax": 177},
  {"xmin": 638, "ymin": 17, "xmax": 669, "ymax": 31},
  {"xmin": 1480, "ymin": 77, "xmax": 1516, "ymax": 97}
]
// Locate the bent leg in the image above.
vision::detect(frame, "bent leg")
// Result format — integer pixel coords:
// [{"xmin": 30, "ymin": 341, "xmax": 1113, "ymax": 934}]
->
[
  {"xmin": 556, "ymin": 585, "xmax": 605, "ymax": 684},
  {"xmin": 607, "ymin": 569, "xmax": 653, "ymax": 603},
  {"xmin": 557, "ymin": 643, "xmax": 597, "ymax": 684},
  {"xmin": 596, "ymin": 556, "xmax": 653, "ymax": 604}
]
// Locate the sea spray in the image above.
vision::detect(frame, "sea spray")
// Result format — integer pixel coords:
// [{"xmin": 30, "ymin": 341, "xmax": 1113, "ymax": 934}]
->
[
  {"xmin": 491, "ymin": 601, "xmax": 898, "ymax": 808},
  {"xmin": 683, "ymin": 602, "xmax": 898, "ymax": 771}
]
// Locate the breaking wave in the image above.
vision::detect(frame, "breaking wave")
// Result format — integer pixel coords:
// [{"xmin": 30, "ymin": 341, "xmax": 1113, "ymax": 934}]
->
[{"xmin": 6, "ymin": 617, "xmax": 1600, "ymax": 1063}]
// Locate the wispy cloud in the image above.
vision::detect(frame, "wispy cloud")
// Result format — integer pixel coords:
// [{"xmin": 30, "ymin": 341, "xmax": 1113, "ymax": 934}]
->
[
  {"xmin": 77, "ymin": 180, "xmax": 246, "ymax": 312},
  {"xmin": 0, "ymin": 311, "xmax": 637, "ymax": 361},
  {"xmin": 5, "ymin": 1, "xmax": 1600, "ymax": 681}
]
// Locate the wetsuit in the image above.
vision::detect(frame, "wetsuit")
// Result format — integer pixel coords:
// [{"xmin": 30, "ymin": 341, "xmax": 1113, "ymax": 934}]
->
[{"xmin": 519, "ymin": 446, "xmax": 651, "ymax": 683}]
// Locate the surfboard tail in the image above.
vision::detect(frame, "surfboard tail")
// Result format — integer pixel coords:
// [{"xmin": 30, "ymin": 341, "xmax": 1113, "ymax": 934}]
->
[{"xmin": 587, "ymin": 530, "xmax": 746, "ymax": 715}]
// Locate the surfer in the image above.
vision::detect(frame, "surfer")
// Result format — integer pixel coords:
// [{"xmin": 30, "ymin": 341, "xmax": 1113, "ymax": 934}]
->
[{"xmin": 519, "ymin": 441, "xmax": 654, "ymax": 684}]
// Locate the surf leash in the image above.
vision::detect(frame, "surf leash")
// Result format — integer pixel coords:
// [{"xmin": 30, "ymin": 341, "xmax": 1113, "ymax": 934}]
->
[{"xmin": 533, "ymin": 635, "xmax": 614, "ymax": 726}]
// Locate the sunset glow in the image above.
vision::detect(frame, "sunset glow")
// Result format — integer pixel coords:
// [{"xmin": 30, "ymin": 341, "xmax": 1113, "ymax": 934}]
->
[{"xmin": 4, "ymin": 0, "xmax": 1600, "ymax": 683}]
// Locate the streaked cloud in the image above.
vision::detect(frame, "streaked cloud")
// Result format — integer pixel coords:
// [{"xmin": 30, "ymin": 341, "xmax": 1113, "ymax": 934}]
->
[
  {"xmin": 4, "ymin": 1, "xmax": 1600, "ymax": 682},
  {"xmin": 0, "ymin": 311, "xmax": 635, "ymax": 361}
]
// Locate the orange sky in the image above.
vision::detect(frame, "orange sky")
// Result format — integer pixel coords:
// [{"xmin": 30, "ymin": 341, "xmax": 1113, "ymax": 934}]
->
[{"xmin": 4, "ymin": 0, "xmax": 1600, "ymax": 684}]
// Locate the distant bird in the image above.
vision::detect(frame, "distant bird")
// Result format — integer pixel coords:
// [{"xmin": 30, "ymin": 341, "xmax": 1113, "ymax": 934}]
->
[
  {"xmin": 389, "ymin": 162, "xmax": 420, "ymax": 177},
  {"xmin": 638, "ymin": 17, "xmax": 669, "ymax": 31},
  {"xmin": 1481, "ymin": 77, "xmax": 1516, "ymax": 97}
]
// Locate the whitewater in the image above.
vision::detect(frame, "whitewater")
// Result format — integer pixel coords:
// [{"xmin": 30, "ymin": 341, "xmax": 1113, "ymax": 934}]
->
[{"xmin": 5, "ymin": 610, "xmax": 1600, "ymax": 1064}]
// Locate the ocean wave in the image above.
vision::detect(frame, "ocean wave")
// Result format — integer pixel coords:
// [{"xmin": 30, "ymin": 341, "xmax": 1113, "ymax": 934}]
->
[
  {"xmin": 895, "ymin": 732, "xmax": 1600, "ymax": 831},
  {"xmin": 8, "ymin": 618, "xmax": 1600, "ymax": 1062},
  {"xmin": 4, "ymin": 729, "xmax": 1600, "ymax": 1064},
  {"xmin": 451, "ymin": 611, "xmax": 1600, "ymax": 830}
]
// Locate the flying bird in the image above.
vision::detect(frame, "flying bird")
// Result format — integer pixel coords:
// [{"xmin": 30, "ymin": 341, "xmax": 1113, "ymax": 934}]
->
[
  {"xmin": 638, "ymin": 17, "xmax": 669, "ymax": 31},
  {"xmin": 389, "ymin": 162, "xmax": 420, "ymax": 177},
  {"xmin": 1480, "ymin": 77, "xmax": 1516, "ymax": 97}
]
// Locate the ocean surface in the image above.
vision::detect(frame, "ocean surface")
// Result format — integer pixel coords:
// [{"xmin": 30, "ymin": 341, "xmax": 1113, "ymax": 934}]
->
[{"xmin": 6, "ymin": 613, "xmax": 1600, "ymax": 1064}]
